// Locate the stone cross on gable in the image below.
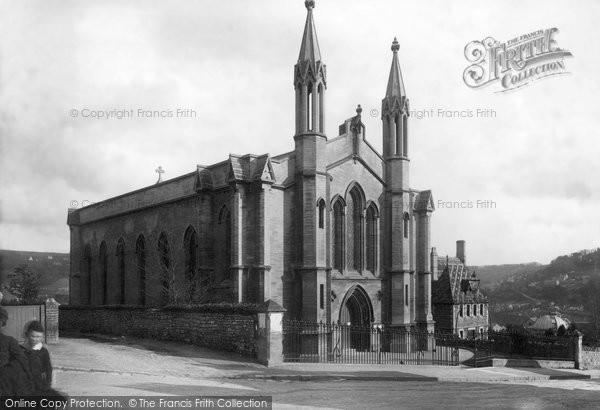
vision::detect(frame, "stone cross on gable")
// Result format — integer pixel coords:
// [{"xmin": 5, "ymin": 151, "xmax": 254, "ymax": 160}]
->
[{"xmin": 155, "ymin": 166, "xmax": 165, "ymax": 184}]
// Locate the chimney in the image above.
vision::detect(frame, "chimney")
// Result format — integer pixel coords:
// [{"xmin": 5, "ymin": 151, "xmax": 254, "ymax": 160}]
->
[
  {"xmin": 430, "ymin": 247, "xmax": 439, "ymax": 280},
  {"xmin": 456, "ymin": 240, "xmax": 466, "ymax": 265}
]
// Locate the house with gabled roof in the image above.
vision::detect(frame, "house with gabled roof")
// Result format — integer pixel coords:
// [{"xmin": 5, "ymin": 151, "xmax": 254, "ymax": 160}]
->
[{"xmin": 432, "ymin": 241, "xmax": 490, "ymax": 338}]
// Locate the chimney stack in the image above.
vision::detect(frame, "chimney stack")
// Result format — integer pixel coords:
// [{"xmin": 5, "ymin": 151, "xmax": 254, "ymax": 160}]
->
[{"xmin": 456, "ymin": 240, "xmax": 466, "ymax": 265}]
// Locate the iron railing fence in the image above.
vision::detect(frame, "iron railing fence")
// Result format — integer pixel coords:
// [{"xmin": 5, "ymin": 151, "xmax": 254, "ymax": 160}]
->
[
  {"xmin": 282, "ymin": 320, "xmax": 460, "ymax": 365},
  {"xmin": 439, "ymin": 330, "xmax": 577, "ymax": 362}
]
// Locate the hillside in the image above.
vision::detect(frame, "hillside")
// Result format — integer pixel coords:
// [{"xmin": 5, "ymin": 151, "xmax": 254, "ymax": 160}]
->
[
  {"xmin": 474, "ymin": 248, "xmax": 600, "ymax": 333},
  {"xmin": 471, "ymin": 263, "xmax": 543, "ymax": 288},
  {"xmin": 0, "ymin": 249, "xmax": 70, "ymax": 303}
]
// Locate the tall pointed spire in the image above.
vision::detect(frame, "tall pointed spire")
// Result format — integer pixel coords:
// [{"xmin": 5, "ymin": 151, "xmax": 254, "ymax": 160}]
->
[
  {"xmin": 298, "ymin": 1, "xmax": 321, "ymax": 63},
  {"xmin": 294, "ymin": 0, "xmax": 326, "ymax": 135},
  {"xmin": 381, "ymin": 37, "xmax": 409, "ymax": 159},
  {"xmin": 386, "ymin": 38, "xmax": 406, "ymax": 98}
]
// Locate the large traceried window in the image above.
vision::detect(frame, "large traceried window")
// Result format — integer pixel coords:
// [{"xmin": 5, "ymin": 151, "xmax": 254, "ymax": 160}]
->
[{"xmin": 347, "ymin": 186, "xmax": 364, "ymax": 272}]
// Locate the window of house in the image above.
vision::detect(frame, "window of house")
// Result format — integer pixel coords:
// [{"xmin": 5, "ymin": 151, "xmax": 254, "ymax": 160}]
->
[
  {"xmin": 459, "ymin": 330, "xmax": 464, "ymax": 339},
  {"xmin": 405, "ymin": 285, "xmax": 409, "ymax": 306},
  {"xmin": 459, "ymin": 304, "xmax": 463, "ymax": 317},
  {"xmin": 466, "ymin": 305, "xmax": 470, "ymax": 316},
  {"xmin": 480, "ymin": 304, "xmax": 484, "ymax": 315}
]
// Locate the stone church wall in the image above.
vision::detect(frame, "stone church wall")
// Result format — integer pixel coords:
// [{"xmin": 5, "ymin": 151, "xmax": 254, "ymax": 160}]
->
[
  {"xmin": 60, "ymin": 305, "xmax": 257, "ymax": 357},
  {"xmin": 70, "ymin": 189, "xmax": 236, "ymax": 306}
]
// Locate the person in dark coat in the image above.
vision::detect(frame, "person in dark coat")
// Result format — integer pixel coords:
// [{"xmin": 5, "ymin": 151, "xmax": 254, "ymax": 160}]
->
[
  {"xmin": 0, "ymin": 307, "xmax": 34, "ymax": 395},
  {"xmin": 22, "ymin": 321, "xmax": 54, "ymax": 392}
]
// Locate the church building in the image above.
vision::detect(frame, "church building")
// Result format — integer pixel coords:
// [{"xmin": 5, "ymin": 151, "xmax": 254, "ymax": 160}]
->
[{"xmin": 67, "ymin": 1, "xmax": 438, "ymax": 332}]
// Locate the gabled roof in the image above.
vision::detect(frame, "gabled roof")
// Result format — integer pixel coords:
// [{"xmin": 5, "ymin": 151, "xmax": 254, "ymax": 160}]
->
[
  {"xmin": 414, "ymin": 190, "xmax": 434, "ymax": 212},
  {"xmin": 195, "ymin": 165, "xmax": 213, "ymax": 191},
  {"xmin": 226, "ymin": 154, "xmax": 276, "ymax": 183},
  {"xmin": 433, "ymin": 258, "xmax": 487, "ymax": 304}
]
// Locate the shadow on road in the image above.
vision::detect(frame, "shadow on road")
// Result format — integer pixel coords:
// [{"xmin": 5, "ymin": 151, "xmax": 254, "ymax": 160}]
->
[{"xmin": 61, "ymin": 331, "xmax": 262, "ymax": 369}]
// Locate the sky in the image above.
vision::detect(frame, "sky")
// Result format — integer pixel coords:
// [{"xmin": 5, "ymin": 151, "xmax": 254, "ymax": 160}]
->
[{"xmin": 0, "ymin": 0, "xmax": 598, "ymax": 266}]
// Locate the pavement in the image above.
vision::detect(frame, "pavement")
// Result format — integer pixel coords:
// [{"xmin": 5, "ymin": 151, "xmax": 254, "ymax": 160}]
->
[{"xmin": 50, "ymin": 333, "xmax": 600, "ymax": 385}]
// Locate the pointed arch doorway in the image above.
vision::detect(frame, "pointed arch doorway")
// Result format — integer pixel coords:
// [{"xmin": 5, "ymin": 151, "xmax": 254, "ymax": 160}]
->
[{"xmin": 339, "ymin": 285, "xmax": 373, "ymax": 351}]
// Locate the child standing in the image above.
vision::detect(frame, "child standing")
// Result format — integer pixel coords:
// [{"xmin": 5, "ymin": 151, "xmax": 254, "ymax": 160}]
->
[{"xmin": 22, "ymin": 321, "xmax": 53, "ymax": 393}]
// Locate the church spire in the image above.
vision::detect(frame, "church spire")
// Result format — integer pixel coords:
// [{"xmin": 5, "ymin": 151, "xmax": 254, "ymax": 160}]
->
[
  {"xmin": 294, "ymin": 0, "xmax": 326, "ymax": 135},
  {"xmin": 385, "ymin": 38, "xmax": 406, "ymax": 99},
  {"xmin": 382, "ymin": 37, "xmax": 409, "ymax": 159},
  {"xmin": 298, "ymin": 1, "xmax": 321, "ymax": 64}
]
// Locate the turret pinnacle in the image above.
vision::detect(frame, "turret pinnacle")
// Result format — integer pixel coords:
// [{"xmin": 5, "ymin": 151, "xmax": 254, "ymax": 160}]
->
[
  {"xmin": 298, "ymin": 1, "xmax": 321, "ymax": 63},
  {"xmin": 385, "ymin": 37, "xmax": 406, "ymax": 99}
]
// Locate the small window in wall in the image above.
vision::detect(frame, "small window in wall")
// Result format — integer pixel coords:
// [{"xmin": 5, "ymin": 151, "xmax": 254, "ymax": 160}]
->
[
  {"xmin": 480, "ymin": 304, "xmax": 484, "ymax": 315},
  {"xmin": 319, "ymin": 284, "xmax": 324, "ymax": 309},
  {"xmin": 403, "ymin": 213, "xmax": 410, "ymax": 239},
  {"xmin": 473, "ymin": 304, "xmax": 477, "ymax": 316},
  {"xmin": 459, "ymin": 330, "xmax": 464, "ymax": 339},
  {"xmin": 405, "ymin": 285, "xmax": 409, "ymax": 306},
  {"xmin": 318, "ymin": 199, "xmax": 325, "ymax": 229},
  {"xmin": 459, "ymin": 305, "xmax": 463, "ymax": 317},
  {"xmin": 466, "ymin": 305, "xmax": 470, "ymax": 316}
]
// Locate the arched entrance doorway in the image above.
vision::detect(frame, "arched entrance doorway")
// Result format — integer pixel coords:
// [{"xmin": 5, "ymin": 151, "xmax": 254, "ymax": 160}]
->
[{"xmin": 339, "ymin": 286, "xmax": 373, "ymax": 351}]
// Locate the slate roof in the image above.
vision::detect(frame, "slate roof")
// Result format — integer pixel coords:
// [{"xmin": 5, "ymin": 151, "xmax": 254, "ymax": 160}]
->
[{"xmin": 433, "ymin": 257, "xmax": 488, "ymax": 304}]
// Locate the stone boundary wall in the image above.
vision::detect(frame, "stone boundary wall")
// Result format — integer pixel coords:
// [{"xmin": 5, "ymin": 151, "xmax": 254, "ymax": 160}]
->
[
  {"xmin": 582, "ymin": 346, "xmax": 600, "ymax": 370},
  {"xmin": 59, "ymin": 305, "xmax": 258, "ymax": 357}
]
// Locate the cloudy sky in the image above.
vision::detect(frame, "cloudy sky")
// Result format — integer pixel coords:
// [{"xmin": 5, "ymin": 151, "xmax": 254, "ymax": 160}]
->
[{"xmin": 0, "ymin": 0, "xmax": 598, "ymax": 265}]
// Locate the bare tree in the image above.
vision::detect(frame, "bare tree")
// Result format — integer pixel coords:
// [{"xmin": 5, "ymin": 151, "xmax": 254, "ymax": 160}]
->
[{"xmin": 4, "ymin": 264, "xmax": 42, "ymax": 305}]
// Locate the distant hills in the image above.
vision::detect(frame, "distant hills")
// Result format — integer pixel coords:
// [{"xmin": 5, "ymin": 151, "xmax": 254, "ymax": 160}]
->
[
  {"xmin": 473, "ymin": 247, "xmax": 600, "ymax": 332},
  {"xmin": 0, "ymin": 249, "xmax": 69, "ymax": 304},
  {"xmin": 2, "ymin": 246, "xmax": 599, "ymax": 327}
]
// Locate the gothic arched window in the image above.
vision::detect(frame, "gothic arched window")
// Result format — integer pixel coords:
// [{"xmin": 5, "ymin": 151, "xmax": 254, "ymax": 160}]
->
[
  {"xmin": 99, "ymin": 241, "xmax": 107, "ymax": 305},
  {"xmin": 183, "ymin": 226, "xmax": 198, "ymax": 302},
  {"xmin": 348, "ymin": 186, "xmax": 364, "ymax": 272},
  {"xmin": 116, "ymin": 238, "xmax": 125, "ymax": 304},
  {"xmin": 403, "ymin": 212, "xmax": 410, "ymax": 239},
  {"xmin": 82, "ymin": 244, "xmax": 92, "ymax": 305},
  {"xmin": 157, "ymin": 232, "xmax": 172, "ymax": 304},
  {"xmin": 366, "ymin": 204, "xmax": 379, "ymax": 274},
  {"xmin": 317, "ymin": 198, "xmax": 326, "ymax": 229},
  {"xmin": 219, "ymin": 206, "xmax": 232, "ymax": 280},
  {"xmin": 332, "ymin": 198, "xmax": 345, "ymax": 271},
  {"xmin": 135, "ymin": 235, "xmax": 146, "ymax": 306}
]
